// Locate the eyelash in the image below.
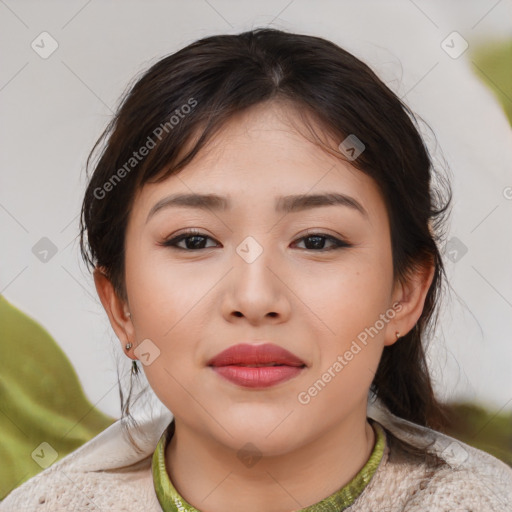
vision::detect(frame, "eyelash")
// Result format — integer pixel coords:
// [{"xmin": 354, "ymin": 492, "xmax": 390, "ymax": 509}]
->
[{"xmin": 159, "ymin": 229, "xmax": 352, "ymax": 252}]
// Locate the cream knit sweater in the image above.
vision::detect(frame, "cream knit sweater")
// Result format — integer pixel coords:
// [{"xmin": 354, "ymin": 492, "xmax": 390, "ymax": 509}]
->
[{"xmin": 1, "ymin": 402, "xmax": 511, "ymax": 511}]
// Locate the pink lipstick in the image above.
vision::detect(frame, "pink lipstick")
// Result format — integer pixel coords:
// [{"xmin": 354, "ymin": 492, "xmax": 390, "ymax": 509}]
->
[{"xmin": 207, "ymin": 343, "xmax": 306, "ymax": 388}]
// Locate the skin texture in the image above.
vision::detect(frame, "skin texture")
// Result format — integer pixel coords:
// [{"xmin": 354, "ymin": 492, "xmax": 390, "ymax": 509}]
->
[{"xmin": 94, "ymin": 100, "xmax": 434, "ymax": 512}]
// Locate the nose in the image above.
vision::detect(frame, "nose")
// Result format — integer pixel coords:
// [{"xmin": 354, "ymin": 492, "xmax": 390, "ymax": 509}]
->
[{"xmin": 221, "ymin": 239, "xmax": 292, "ymax": 326}]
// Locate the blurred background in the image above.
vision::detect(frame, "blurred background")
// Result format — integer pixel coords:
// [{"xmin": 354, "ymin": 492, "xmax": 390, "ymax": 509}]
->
[{"xmin": 1, "ymin": 0, "xmax": 511, "ymax": 498}]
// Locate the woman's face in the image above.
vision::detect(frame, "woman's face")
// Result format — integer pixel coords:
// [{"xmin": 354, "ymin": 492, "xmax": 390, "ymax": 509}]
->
[{"xmin": 119, "ymin": 101, "xmax": 403, "ymax": 454}]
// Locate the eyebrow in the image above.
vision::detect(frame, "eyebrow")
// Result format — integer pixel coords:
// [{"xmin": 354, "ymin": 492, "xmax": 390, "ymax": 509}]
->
[{"xmin": 146, "ymin": 192, "xmax": 368, "ymax": 223}]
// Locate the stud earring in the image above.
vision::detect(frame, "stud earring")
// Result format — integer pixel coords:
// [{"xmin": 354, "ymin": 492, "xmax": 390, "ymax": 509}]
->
[
  {"xmin": 125, "ymin": 342, "xmax": 133, "ymax": 350},
  {"xmin": 395, "ymin": 331, "xmax": 401, "ymax": 339}
]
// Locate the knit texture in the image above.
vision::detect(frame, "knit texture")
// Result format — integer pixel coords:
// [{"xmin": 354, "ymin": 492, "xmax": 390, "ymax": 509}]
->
[{"xmin": 1, "ymin": 402, "xmax": 511, "ymax": 511}]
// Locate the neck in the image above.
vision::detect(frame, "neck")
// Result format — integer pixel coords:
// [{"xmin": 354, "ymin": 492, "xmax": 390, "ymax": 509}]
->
[{"xmin": 165, "ymin": 410, "xmax": 375, "ymax": 512}]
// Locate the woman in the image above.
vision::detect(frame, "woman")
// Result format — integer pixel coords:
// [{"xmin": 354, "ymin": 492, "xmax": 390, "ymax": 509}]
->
[{"xmin": 1, "ymin": 27, "xmax": 511, "ymax": 511}]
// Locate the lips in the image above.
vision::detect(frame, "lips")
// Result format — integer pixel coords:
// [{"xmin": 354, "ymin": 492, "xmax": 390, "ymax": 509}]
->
[
  {"xmin": 207, "ymin": 343, "xmax": 306, "ymax": 367},
  {"xmin": 207, "ymin": 343, "xmax": 306, "ymax": 388}
]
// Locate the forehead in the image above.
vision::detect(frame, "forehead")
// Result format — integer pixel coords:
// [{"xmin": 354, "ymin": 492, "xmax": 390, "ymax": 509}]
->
[{"xmin": 132, "ymin": 101, "xmax": 387, "ymax": 225}]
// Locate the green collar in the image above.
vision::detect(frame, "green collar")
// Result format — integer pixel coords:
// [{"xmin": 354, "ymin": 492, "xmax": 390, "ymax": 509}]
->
[{"xmin": 152, "ymin": 419, "xmax": 386, "ymax": 512}]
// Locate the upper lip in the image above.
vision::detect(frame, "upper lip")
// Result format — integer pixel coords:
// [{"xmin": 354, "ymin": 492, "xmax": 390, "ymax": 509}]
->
[{"xmin": 207, "ymin": 343, "xmax": 306, "ymax": 367}]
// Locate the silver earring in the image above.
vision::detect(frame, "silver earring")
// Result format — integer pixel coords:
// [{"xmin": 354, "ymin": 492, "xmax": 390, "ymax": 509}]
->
[
  {"xmin": 395, "ymin": 331, "xmax": 401, "ymax": 339},
  {"xmin": 125, "ymin": 342, "xmax": 133, "ymax": 350},
  {"xmin": 127, "ymin": 312, "xmax": 132, "ymax": 318}
]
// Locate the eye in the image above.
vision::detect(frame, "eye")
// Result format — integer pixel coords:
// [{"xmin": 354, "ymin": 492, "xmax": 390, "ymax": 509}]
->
[
  {"xmin": 160, "ymin": 230, "xmax": 218, "ymax": 251},
  {"xmin": 160, "ymin": 230, "xmax": 352, "ymax": 252},
  {"xmin": 292, "ymin": 233, "xmax": 352, "ymax": 251}
]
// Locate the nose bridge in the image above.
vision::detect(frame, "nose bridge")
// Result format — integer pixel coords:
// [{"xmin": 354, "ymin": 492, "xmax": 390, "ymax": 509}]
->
[
  {"xmin": 229, "ymin": 201, "xmax": 280, "ymax": 268},
  {"xmin": 233, "ymin": 233, "xmax": 280, "ymax": 292},
  {"xmin": 224, "ymin": 232, "xmax": 289, "ymax": 321},
  {"xmin": 235, "ymin": 234, "xmax": 267, "ymax": 267}
]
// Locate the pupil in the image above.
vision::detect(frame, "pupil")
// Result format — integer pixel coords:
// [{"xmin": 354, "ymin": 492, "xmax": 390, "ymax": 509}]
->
[
  {"xmin": 188, "ymin": 236, "xmax": 205, "ymax": 249},
  {"xmin": 307, "ymin": 236, "xmax": 324, "ymax": 249}
]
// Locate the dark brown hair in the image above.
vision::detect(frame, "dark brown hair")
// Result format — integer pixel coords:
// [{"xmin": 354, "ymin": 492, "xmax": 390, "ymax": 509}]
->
[{"xmin": 79, "ymin": 28, "xmax": 452, "ymax": 459}]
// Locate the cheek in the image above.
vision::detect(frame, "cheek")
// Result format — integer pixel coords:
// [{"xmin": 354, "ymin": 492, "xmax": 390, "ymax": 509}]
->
[
  {"xmin": 295, "ymin": 256, "xmax": 392, "ymax": 341},
  {"xmin": 295, "ymin": 255, "xmax": 392, "ymax": 400},
  {"xmin": 124, "ymin": 240, "xmax": 210, "ymax": 334},
  {"xmin": 297, "ymin": 272, "xmax": 389, "ymax": 416},
  {"xmin": 124, "ymin": 252, "xmax": 212, "ymax": 411},
  {"xmin": 295, "ymin": 349, "xmax": 380, "ymax": 432}
]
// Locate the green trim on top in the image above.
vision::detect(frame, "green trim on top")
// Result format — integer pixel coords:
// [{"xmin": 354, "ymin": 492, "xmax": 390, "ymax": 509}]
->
[{"xmin": 152, "ymin": 419, "xmax": 386, "ymax": 512}]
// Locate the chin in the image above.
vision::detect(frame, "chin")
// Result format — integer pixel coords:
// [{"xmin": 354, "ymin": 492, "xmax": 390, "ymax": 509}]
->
[{"xmin": 211, "ymin": 408, "xmax": 305, "ymax": 455}]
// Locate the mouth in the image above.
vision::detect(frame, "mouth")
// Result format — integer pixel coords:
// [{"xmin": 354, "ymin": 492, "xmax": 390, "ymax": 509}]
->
[
  {"xmin": 228, "ymin": 363, "xmax": 303, "ymax": 367},
  {"xmin": 209, "ymin": 364, "xmax": 306, "ymax": 388},
  {"xmin": 207, "ymin": 342, "xmax": 306, "ymax": 366},
  {"xmin": 207, "ymin": 343, "xmax": 306, "ymax": 388}
]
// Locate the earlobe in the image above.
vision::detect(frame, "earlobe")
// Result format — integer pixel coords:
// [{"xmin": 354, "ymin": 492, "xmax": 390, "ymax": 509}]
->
[
  {"xmin": 93, "ymin": 268, "xmax": 135, "ymax": 353},
  {"xmin": 386, "ymin": 260, "xmax": 435, "ymax": 346}
]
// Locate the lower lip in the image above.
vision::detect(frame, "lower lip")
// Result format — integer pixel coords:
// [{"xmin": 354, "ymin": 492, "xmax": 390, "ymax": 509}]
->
[{"xmin": 211, "ymin": 365, "xmax": 304, "ymax": 388}]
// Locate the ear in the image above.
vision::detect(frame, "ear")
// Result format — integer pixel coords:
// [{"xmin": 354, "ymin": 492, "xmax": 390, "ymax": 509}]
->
[
  {"xmin": 93, "ymin": 267, "xmax": 136, "ymax": 359},
  {"xmin": 385, "ymin": 259, "xmax": 435, "ymax": 347}
]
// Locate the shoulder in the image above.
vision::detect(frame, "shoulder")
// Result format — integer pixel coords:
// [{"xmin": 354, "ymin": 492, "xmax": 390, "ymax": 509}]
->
[
  {"xmin": 403, "ymin": 462, "xmax": 512, "ymax": 511},
  {"xmin": 0, "ymin": 408, "xmax": 173, "ymax": 512},
  {"xmin": 0, "ymin": 457, "xmax": 158, "ymax": 511},
  {"xmin": 406, "ymin": 429, "xmax": 512, "ymax": 511},
  {"xmin": 364, "ymin": 405, "xmax": 512, "ymax": 511}
]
